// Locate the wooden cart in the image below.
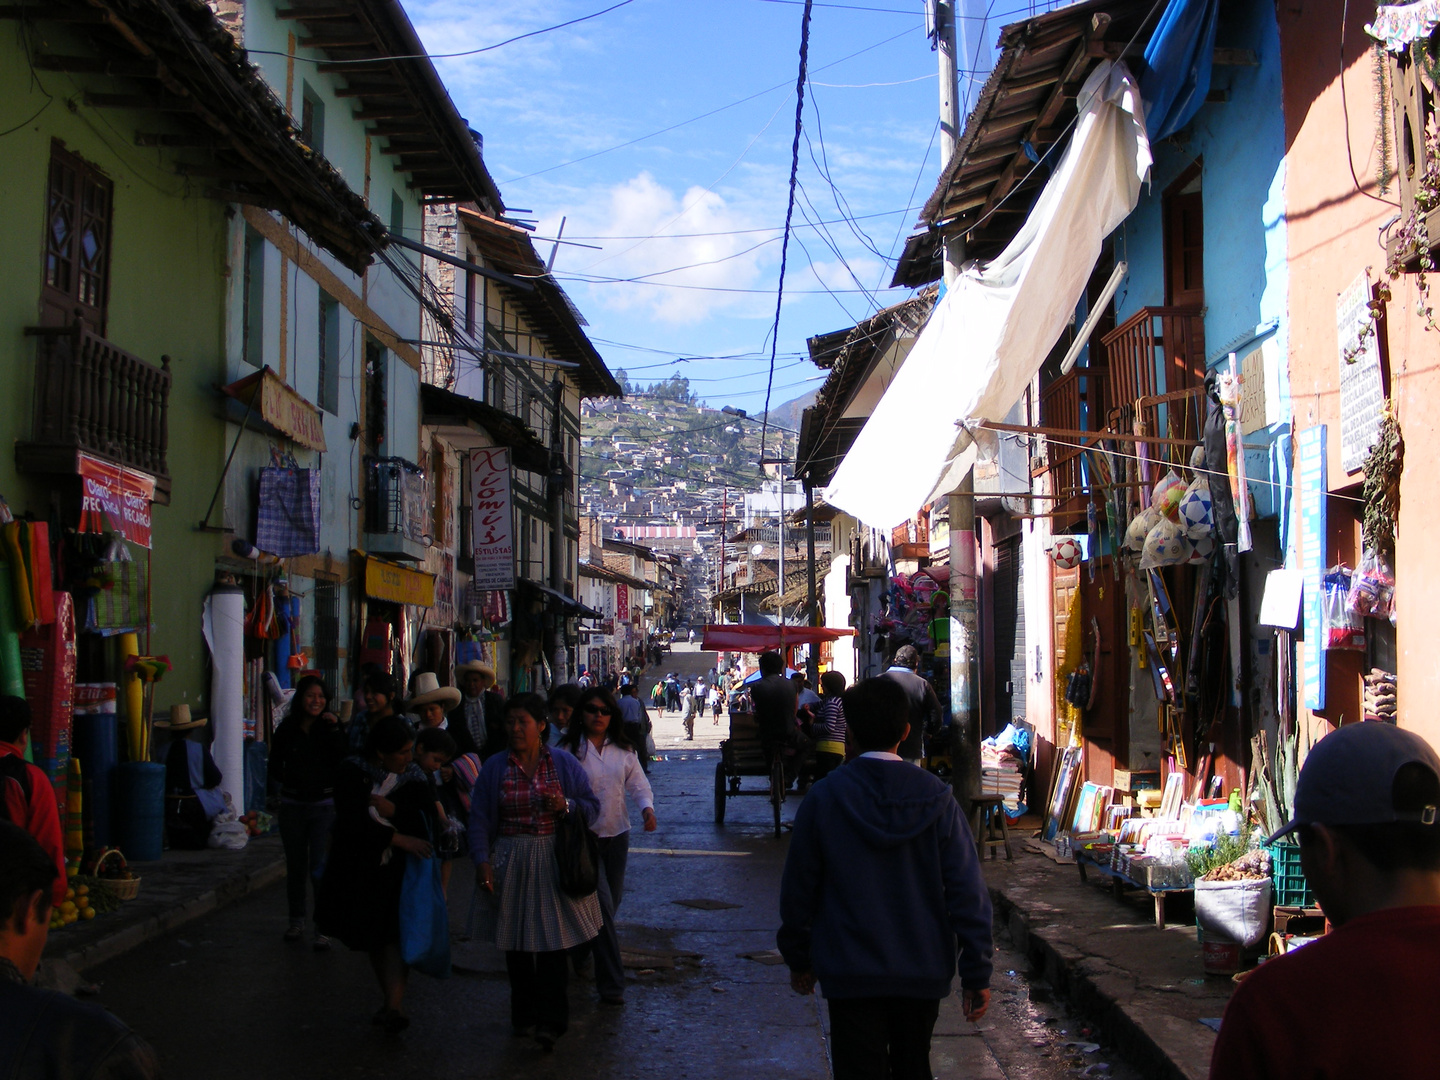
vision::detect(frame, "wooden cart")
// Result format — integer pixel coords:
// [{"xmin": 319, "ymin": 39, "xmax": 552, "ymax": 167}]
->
[{"xmin": 714, "ymin": 707, "xmax": 800, "ymax": 839}]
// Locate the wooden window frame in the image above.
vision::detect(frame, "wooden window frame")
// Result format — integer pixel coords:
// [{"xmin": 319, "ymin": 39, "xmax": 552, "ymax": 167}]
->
[
  {"xmin": 1162, "ymin": 162, "xmax": 1204, "ymax": 309},
  {"xmin": 42, "ymin": 141, "xmax": 113, "ymax": 333}
]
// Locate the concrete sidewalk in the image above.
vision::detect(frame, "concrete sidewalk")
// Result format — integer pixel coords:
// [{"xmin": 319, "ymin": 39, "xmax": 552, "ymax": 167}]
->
[
  {"xmin": 981, "ymin": 842, "xmax": 1232, "ymax": 1080},
  {"xmin": 42, "ymin": 835, "xmax": 285, "ymax": 977}
]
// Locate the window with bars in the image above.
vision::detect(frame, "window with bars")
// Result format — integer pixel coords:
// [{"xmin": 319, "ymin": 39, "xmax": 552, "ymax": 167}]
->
[
  {"xmin": 43, "ymin": 142, "xmax": 113, "ymax": 332},
  {"xmin": 314, "ymin": 580, "xmax": 341, "ymax": 697}
]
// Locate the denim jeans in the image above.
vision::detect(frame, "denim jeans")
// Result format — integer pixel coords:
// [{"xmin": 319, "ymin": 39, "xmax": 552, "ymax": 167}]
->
[
  {"xmin": 278, "ymin": 801, "xmax": 334, "ymax": 920},
  {"xmin": 589, "ymin": 832, "xmax": 631, "ymax": 999}
]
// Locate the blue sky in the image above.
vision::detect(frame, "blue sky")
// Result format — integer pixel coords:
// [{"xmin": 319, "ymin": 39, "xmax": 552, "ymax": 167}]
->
[{"xmin": 405, "ymin": 0, "xmax": 1067, "ymax": 421}]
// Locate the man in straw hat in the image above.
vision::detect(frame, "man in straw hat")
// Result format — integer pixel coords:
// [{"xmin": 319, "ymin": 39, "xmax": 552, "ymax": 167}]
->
[
  {"xmin": 1209, "ymin": 721, "xmax": 1440, "ymax": 1079},
  {"xmin": 156, "ymin": 706, "xmax": 225, "ymax": 849},
  {"xmin": 450, "ymin": 661, "xmax": 506, "ymax": 761}
]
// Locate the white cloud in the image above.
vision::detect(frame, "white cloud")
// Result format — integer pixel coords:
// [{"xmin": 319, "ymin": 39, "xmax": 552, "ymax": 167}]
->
[{"xmin": 551, "ymin": 172, "xmax": 784, "ymax": 325}]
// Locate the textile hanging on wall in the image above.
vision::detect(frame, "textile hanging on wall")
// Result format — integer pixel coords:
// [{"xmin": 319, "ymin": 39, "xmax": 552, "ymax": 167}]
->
[{"xmin": 255, "ymin": 468, "xmax": 321, "ymax": 558}]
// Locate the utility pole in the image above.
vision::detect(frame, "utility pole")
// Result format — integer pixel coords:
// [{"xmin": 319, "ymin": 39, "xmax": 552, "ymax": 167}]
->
[
  {"xmin": 937, "ymin": 0, "xmax": 976, "ymax": 811},
  {"xmin": 936, "ymin": 0, "xmax": 965, "ymax": 288},
  {"xmin": 547, "ymin": 374, "xmax": 569, "ymax": 685},
  {"xmin": 805, "ymin": 480, "xmax": 818, "ymax": 687}
]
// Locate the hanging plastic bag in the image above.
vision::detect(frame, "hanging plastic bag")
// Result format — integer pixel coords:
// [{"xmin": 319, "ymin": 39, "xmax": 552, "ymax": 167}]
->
[
  {"xmin": 1140, "ymin": 516, "xmax": 1192, "ymax": 569},
  {"xmin": 1152, "ymin": 470, "xmax": 1186, "ymax": 520},
  {"xmin": 399, "ymin": 840, "xmax": 452, "ymax": 978},
  {"xmin": 1322, "ymin": 567, "xmax": 1366, "ymax": 650},
  {"xmin": 1125, "ymin": 505, "xmax": 1163, "ymax": 552},
  {"xmin": 1177, "ymin": 475, "xmax": 1214, "ymax": 539},
  {"xmin": 1348, "ymin": 548, "xmax": 1395, "ymax": 618}
]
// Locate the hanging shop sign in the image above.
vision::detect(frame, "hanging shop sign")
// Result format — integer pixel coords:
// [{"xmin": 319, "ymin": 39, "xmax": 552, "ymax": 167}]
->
[
  {"xmin": 222, "ymin": 367, "xmax": 327, "ymax": 452},
  {"xmin": 469, "ymin": 447, "xmax": 516, "ymax": 591},
  {"xmin": 78, "ymin": 453, "xmax": 155, "ymax": 548},
  {"xmin": 1298, "ymin": 425, "xmax": 1327, "ymax": 711},
  {"xmin": 365, "ymin": 557, "xmax": 435, "ymax": 608},
  {"xmin": 1336, "ymin": 271, "xmax": 1385, "ymax": 474},
  {"xmin": 616, "ymin": 583, "xmax": 630, "ymax": 622}
]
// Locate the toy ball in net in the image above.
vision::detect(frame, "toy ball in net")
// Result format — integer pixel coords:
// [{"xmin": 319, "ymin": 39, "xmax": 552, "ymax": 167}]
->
[
  {"xmin": 1178, "ymin": 477, "xmax": 1213, "ymax": 538},
  {"xmin": 1050, "ymin": 537, "xmax": 1083, "ymax": 569}
]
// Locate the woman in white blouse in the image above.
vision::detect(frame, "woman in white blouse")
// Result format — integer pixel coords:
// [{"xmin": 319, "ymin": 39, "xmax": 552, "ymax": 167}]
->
[{"xmin": 557, "ymin": 687, "xmax": 656, "ymax": 1004}]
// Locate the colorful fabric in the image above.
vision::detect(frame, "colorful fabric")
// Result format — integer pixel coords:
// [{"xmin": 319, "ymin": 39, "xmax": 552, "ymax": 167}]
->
[
  {"xmin": 1367, "ymin": 0, "xmax": 1440, "ymax": 50},
  {"xmin": 498, "ymin": 750, "xmax": 562, "ymax": 838},
  {"xmin": 0, "ymin": 742, "xmax": 67, "ymax": 906},
  {"xmin": 90, "ymin": 559, "xmax": 146, "ymax": 632},
  {"xmin": 255, "ymin": 467, "xmax": 321, "ymax": 558}
]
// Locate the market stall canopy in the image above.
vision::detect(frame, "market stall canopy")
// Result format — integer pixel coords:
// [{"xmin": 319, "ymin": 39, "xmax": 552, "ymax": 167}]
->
[
  {"xmin": 702, "ymin": 625, "xmax": 856, "ymax": 653},
  {"xmin": 222, "ymin": 367, "xmax": 327, "ymax": 452},
  {"xmin": 823, "ymin": 61, "xmax": 1152, "ymax": 531}
]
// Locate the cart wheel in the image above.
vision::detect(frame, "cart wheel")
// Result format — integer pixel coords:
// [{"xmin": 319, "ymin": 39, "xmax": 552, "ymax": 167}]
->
[
  {"xmin": 714, "ymin": 761, "xmax": 727, "ymax": 824},
  {"xmin": 770, "ymin": 757, "xmax": 785, "ymax": 838}
]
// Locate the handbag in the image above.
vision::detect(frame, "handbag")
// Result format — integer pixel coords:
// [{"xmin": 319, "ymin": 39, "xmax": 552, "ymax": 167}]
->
[
  {"xmin": 554, "ymin": 806, "xmax": 600, "ymax": 899},
  {"xmin": 255, "ymin": 467, "xmax": 321, "ymax": 557},
  {"xmin": 399, "ymin": 825, "xmax": 452, "ymax": 978}
]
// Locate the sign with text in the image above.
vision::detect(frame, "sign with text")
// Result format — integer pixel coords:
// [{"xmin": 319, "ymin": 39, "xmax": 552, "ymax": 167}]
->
[
  {"xmin": 1336, "ymin": 271, "xmax": 1385, "ymax": 474},
  {"xmin": 78, "ymin": 453, "xmax": 155, "ymax": 548},
  {"xmin": 222, "ymin": 367, "xmax": 327, "ymax": 451},
  {"xmin": 1298, "ymin": 425, "xmax": 1327, "ymax": 711},
  {"xmin": 364, "ymin": 557, "xmax": 435, "ymax": 608},
  {"xmin": 469, "ymin": 447, "xmax": 516, "ymax": 591},
  {"xmin": 616, "ymin": 583, "xmax": 630, "ymax": 622}
]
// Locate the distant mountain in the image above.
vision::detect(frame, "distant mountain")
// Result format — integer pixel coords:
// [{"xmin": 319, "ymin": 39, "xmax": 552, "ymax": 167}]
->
[{"xmin": 763, "ymin": 389, "xmax": 818, "ymax": 436}]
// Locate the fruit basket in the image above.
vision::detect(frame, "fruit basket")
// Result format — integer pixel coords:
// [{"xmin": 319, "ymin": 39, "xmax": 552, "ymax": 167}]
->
[{"xmin": 93, "ymin": 848, "xmax": 140, "ymax": 901}]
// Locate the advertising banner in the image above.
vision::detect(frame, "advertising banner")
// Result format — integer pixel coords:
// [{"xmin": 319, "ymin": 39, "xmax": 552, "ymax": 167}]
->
[{"xmin": 469, "ymin": 448, "xmax": 516, "ymax": 590}]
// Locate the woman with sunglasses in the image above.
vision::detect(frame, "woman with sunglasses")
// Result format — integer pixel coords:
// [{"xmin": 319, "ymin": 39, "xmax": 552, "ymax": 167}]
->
[{"xmin": 557, "ymin": 687, "xmax": 656, "ymax": 1005}]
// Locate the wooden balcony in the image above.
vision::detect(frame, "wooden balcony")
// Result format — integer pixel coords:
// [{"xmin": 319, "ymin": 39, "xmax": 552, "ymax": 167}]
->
[
  {"xmin": 18, "ymin": 323, "xmax": 172, "ymax": 503},
  {"xmin": 1100, "ymin": 306, "xmax": 1206, "ymax": 441},
  {"xmin": 1039, "ymin": 365, "xmax": 1105, "ymax": 528},
  {"xmin": 1385, "ymin": 46, "xmax": 1440, "ymax": 271}
]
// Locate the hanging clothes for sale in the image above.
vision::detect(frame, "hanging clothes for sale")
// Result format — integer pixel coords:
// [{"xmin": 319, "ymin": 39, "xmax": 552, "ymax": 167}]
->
[
  {"xmin": 255, "ymin": 467, "xmax": 322, "ymax": 558},
  {"xmin": 1203, "ymin": 372, "xmax": 1240, "ymax": 598}
]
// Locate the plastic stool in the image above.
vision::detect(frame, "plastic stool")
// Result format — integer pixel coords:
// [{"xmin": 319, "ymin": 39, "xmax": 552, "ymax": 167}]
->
[{"xmin": 970, "ymin": 795, "xmax": 1013, "ymax": 861}]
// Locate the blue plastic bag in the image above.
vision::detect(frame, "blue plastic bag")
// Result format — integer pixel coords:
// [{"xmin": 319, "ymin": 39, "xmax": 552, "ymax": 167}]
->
[{"xmin": 399, "ymin": 849, "xmax": 451, "ymax": 978}]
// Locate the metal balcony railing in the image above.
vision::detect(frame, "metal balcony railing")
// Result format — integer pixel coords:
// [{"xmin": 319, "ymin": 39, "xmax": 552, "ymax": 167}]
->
[
  {"xmin": 21, "ymin": 322, "xmax": 172, "ymax": 495},
  {"xmin": 364, "ymin": 456, "xmax": 430, "ymax": 544}
]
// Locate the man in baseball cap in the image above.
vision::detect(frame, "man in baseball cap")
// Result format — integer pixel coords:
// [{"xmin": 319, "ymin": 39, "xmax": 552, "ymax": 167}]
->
[{"xmin": 1210, "ymin": 721, "xmax": 1440, "ymax": 1079}]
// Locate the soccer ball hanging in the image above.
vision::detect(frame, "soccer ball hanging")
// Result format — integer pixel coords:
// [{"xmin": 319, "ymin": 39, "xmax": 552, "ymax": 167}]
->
[{"xmin": 1050, "ymin": 537, "xmax": 1083, "ymax": 569}]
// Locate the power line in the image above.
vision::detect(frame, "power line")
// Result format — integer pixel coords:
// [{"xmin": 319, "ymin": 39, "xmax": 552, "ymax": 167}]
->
[
  {"xmin": 248, "ymin": 0, "xmax": 638, "ymax": 66},
  {"xmin": 505, "ymin": 23, "xmax": 918, "ymax": 183},
  {"xmin": 760, "ymin": 0, "xmax": 815, "ymax": 462},
  {"xmin": 541, "ymin": 203, "xmax": 925, "ymax": 242}
]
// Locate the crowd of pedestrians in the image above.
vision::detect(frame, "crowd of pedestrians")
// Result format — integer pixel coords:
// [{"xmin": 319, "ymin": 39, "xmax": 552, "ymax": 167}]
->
[{"xmin": 262, "ymin": 663, "xmax": 661, "ymax": 1049}]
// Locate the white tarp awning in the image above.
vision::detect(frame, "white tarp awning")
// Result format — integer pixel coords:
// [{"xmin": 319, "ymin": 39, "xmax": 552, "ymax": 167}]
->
[{"xmin": 824, "ymin": 61, "xmax": 1152, "ymax": 531}]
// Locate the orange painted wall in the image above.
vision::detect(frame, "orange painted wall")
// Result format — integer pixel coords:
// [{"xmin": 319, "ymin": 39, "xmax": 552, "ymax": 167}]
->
[{"xmin": 1279, "ymin": 1, "xmax": 1440, "ymax": 747}]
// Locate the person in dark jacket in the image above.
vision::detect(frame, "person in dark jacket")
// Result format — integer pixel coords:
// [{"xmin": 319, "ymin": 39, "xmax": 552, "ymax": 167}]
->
[
  {"xmin": 881, "ymin": 645, "xmax": 942, "ymax": 763},
  {"xmin": 314, "ymin": 718, "xmax": 436, "ymax": 1033},
  {"xmin": 449, "ymin": 661, "xmax": 507, "ymax": 760},
  {"xmin": 269, "ymin": 675, "xmax": 348, "ymax": 948},
  {"xmin": 778, "ymin": 676, "xmax": 992, "ymax": 1080},
  {"xmin": 0, "ymin": 821, "xmax": 159, "ymax": 1079}
]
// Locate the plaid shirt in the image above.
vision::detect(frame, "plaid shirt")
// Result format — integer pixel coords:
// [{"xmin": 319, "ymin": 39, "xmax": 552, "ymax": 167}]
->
[{"xmin": 498, "ymin": 748, "xmax": 562, "ymax": 837}]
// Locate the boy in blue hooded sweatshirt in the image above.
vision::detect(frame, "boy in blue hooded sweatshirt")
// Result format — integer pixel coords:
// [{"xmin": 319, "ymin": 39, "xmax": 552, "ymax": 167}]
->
[{"xmin": 778, "ymin": 676, "xmax": 993, "ymax": 1080}]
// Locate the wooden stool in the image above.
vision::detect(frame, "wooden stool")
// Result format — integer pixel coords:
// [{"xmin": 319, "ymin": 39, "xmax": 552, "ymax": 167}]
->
[{"xmin": 970, "ymin": 795, "xmax": 1013, "ymax": 861}]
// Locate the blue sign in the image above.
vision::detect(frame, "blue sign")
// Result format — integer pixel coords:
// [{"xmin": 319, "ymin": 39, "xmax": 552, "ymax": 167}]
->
[{"xmin": 1298, "ymin": 425, "xmax": 1326, "ymax": 710}]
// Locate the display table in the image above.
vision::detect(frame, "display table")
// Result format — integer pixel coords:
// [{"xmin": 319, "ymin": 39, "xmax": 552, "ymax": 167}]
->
[{"xmin": 1074, "ymin": 849, "xmax": 1193, "ymax": 929}]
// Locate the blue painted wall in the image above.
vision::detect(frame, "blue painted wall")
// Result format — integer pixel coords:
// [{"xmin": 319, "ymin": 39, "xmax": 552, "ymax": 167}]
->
[{"xmin": 1109, "ymin": 0, "xmax": 1291, "ymax": 519}]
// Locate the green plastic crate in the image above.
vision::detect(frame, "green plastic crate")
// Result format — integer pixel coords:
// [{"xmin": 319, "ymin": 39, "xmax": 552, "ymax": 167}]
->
[{"xmin": 1266, "ymin": 839, "xmax": 1313, "ymax": 908}]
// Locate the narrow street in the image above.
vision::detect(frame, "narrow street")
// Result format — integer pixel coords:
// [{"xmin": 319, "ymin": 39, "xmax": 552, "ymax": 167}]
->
[{"xmin": 82, "ymin": 652, "xmax": 1140, "ymax": 1080}]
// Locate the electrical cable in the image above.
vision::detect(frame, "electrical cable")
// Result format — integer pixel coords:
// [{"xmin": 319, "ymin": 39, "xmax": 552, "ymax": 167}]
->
[
  {"xmin": 506, "ymin": 23, "xmax": 918, "ymax": 182},
  {"xmin": 760, "ymin": 0, "xmax": 816, "ymax": 461},
  {"xmin": 1339, "ymin": 0, "xmax": 1401, "ymax": 208},
  {"xmin": 248, "ymin": 0, "xmax": 638, "ymax": 66}
]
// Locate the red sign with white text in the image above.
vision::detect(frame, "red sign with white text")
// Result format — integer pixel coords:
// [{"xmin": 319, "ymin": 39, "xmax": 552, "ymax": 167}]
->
[{"xmin": 78, "ymin": 454, "xmax": 155, "ymax": 548}]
